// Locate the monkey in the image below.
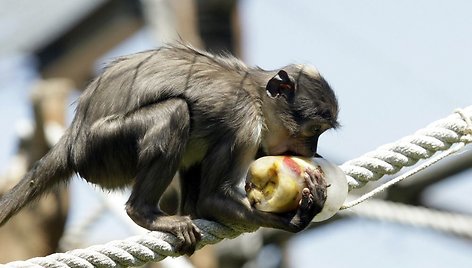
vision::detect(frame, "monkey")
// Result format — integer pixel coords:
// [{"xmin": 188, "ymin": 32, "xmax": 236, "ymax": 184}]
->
[{"xmin": 0, "ymin": 43, "xmax": 338, "ymax": 254}]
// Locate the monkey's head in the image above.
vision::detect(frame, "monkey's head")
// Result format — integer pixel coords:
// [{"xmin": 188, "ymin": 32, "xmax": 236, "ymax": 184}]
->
[{"xmin": 261, "ymin": 64, "xmax": 339, "ymax": 157}]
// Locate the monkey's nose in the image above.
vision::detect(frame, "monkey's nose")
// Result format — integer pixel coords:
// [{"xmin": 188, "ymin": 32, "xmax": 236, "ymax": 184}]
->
[{"xmin": 311, "ymin": 142, "xmax": 318, "ymax": 155}]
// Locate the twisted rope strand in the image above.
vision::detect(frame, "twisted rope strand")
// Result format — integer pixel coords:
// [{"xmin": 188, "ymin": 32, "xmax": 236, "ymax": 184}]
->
[
  {"xmin": 341, "ymin": 199, "xmax": 472, "ymax": 239},
  {"xmin": 5, "ymin": 220, "xmax": 254, "ymax": 267},
  {"xmin": 340, "ymin": 106, "xmax": 472, "ymax": 189},
  {"xmin": 340, "ymin": 141, "xmax": 467, "ymax": 209}
]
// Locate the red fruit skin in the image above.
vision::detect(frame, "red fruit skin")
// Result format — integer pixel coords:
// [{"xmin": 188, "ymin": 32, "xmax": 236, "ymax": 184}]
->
[{"xmin": 282, "ymin": 156, "xmax": 302, "ymax": 175}]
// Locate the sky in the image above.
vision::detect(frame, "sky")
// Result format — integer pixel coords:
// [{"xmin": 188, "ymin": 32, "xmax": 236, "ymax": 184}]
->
[
  {"xmin": 0, "ymin": 0, "xmax": 472, "ymax": 267},
  {"xmin": 240, "ymin": 0, "xmax": 472, "ymax": 161},
  {"xmin": 239, "ymin": 1, "xmax": 472, "ymax": 266}
]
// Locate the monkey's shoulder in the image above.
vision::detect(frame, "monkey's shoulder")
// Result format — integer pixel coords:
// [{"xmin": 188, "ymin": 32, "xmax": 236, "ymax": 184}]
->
[{"xmin": 76, "ymin": 44, "xmax": 261, "ymax": 123}]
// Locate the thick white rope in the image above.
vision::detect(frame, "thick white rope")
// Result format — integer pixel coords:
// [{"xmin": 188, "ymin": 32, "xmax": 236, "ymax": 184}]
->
[
  {"xmin": 339, "ymin": 106, "xmax": 472, "ymax": 208},
  {"xmin": 5, "ymin": 220, "xmax": 255, "ymax": 268},
  {"xmin": 340, "ymin": 142, "xmax": 468, "ymax": 209},
  {"xmin": 60, "ymin": 189, "xmax": 143, "ymax": 250},
  {"xmin": 3, "ymin": 106, "xmax": 472, "ymax": 267},
  {"xmin": 340, "ymin": 199, "xmax": 472, "ymax": 239}
]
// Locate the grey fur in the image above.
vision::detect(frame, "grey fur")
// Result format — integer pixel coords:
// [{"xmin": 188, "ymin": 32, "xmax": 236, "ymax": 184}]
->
[{"xmin": 0, "ymin": 44, "xmax": 338, "ymax": 254}]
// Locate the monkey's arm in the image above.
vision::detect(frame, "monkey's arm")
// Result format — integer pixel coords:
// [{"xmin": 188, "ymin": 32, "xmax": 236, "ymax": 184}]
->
[{"xmin": 198, "ymin": 181, "xmax": 324, "ymax": 232}]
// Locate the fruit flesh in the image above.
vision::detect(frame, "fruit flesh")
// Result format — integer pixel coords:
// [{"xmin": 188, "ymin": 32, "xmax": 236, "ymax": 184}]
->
[
  {"xmin": 246, "ymin": 156, "xmax": 307, "ymax": 213},
  {"xmin": 246, "ymin": 156, "xmax": 348, "ymax": 221}
]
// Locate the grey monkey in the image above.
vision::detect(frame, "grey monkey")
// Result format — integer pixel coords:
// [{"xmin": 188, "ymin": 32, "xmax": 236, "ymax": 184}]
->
[{"xmin": 0, "ymin": 44, "xmax": 338, "ymax": 254}]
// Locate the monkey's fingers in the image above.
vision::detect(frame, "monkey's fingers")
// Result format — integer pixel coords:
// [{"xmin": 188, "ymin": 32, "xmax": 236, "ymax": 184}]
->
[
  {"xmin": 285, "ymin": 187, "xmax": 315, "ymax": 232},
  {"xmin": 294, "ymin": 170, "xmax": 326, "ymax": 228},
  {"xmin": 304, "ymin": 167, "xmax": 324, "ymax": 189},
  {"xmin": 303, "ymin": 169, "xmax": 315, "ymax": 194},
  {"xmin": 304, "ymin": 168, "xmax": 326, "ymax": 206},
  {"xmin": 298, "ymin": 187, "xmax": 314, "ymax": 211}
]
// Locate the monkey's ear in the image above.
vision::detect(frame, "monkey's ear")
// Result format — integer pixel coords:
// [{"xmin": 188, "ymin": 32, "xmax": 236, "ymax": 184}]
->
[{"xmin": 266, "ymin": 70, "xmax": 295, "ymax": 100}]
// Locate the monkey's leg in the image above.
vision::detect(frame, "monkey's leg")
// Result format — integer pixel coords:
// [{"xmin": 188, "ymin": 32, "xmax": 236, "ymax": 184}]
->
[{"xmin": 123, "ymin": 99, "xmax": 200, "ymax": 254}]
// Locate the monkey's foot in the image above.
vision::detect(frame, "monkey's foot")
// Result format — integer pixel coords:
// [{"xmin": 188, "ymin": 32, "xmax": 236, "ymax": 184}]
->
[
  {"xmin": 152, "ymin": 215, "xmax": 201, "ymax": 255},
  {"xmin": 126, "ymin": 208, "xmax": 201, "ymax": 255}
]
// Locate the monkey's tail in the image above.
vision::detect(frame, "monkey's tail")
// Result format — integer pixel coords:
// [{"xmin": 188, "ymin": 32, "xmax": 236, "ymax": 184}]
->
[{"xmin": 0, "ymin": 134, "xmax": 73, "ymax": 226}]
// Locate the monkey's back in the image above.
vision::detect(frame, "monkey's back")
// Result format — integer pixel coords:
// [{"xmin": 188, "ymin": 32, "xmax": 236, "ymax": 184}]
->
[
  {"xmin": 68, "ymin": 44, "xmax": 264, "ymax": 187},
  {"xmin": 74, "ymin": 44, "xmax": 251, "ymax": 127}
]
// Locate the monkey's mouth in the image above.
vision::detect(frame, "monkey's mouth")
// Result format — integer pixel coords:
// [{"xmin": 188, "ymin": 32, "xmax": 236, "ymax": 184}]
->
[
  {"xmin": 282, "ymin": 150, "xmax": 303, "ymax": 156},
  {"xmin": 280, "ymin": 150, "xmax": 314, "ymax": 157},
  {"xmin": 276, "ymin": 149, "xmax": 323, "ymax": 158},
  {"xmin": 266, "ymin": 142, "xmax": 315, "ymax": 157}
]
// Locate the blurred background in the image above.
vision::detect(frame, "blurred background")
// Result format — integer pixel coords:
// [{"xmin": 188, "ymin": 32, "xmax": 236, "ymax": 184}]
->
[{"xmin": 1, "ymin": 0, "xmax": 472, "ymax": 267}]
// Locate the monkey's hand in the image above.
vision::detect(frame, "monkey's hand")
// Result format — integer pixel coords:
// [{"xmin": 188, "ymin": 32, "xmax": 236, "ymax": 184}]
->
[
  {"xmin": 127, "ymin": 208, "xmax": 201, "ymax": 255},
  {"xmin": 286, "ymin": 167, "xmax": 327, "ymax": 232}
]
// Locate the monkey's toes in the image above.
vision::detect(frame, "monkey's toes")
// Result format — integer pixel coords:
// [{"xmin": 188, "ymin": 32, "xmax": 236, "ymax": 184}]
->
[
  {"xmin": 170, "ymin": 218, "xmax": 201, "ymax": 255},
  {"xmin": 131, "ymin": 213, "xmax": 201, "ymax": 255}
]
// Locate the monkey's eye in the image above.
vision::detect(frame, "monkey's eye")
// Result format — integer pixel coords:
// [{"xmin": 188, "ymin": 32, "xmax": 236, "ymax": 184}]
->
[
  {"xmin": 311, "ymin": 125, "xmax": 321, "ymax": 133},
  {"xmin": 301, "ymin": 123, "xmax": 323, "ymax": 137}
]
